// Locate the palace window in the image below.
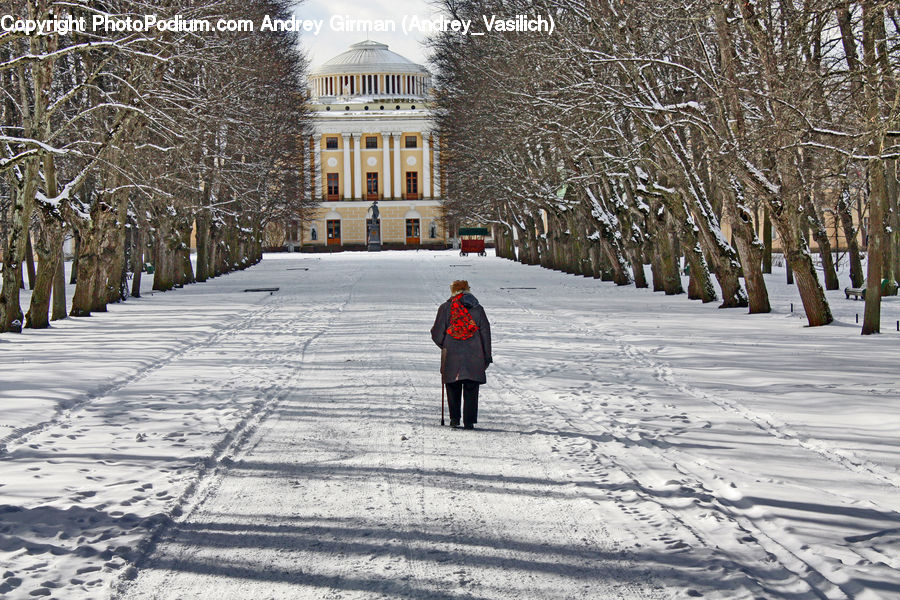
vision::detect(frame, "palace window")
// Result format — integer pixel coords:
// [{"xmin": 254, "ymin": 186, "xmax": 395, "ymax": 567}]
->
[
  {"xmin": 405, "ymin": 136, "xmax": 417, "ymax": 148},
  {"xmin": 366, "ymin": 136, "xmax": 378, "ymax": 149},
  {"xmin": 406, "ymin": 219, "xmax": 420, "ymax": 238},
  {"xmin": 406, "ymin": 171, "xmax": 418, "ymax": 199},
  {"xmin": 326, "ymin": 173, "xmax": 340, "ymax": 199},
  {"xmin": 367, "ymin": 172, "xmax": 379, "ymax": 196},
  {"xmin": 326, "ymin": 137, "xmax": 338, "ymax": 149}
]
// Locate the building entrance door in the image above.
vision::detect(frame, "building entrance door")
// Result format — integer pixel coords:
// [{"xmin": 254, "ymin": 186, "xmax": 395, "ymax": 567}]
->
[
  {"xmin": 327, "ymin": 219, "xmax": 341, "ymax": 246},
  {"xmin": 406, "ymin": 218, "xmax": 420, "ymax": 245}
]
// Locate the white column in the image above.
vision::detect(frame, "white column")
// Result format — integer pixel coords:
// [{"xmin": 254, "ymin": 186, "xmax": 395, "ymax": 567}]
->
[
  {"xmin": 382, "ymin": 134, "xmax": 391, "ymax": 199},
  {"xmin": 342, "ymin": 134, "xmax": 351, "ymax": 199},
  {"xmin": 392, "ymin": 133, "xmax": 402, "ymax": 198},
  {"xmin": 422, "ymin": 134, "xmax": 431, "ymax": 199},
  {"xmin": 433, "ymin": 133, "xmax": 440, "ymax": 198},
  {"xmin": 313, "ymin": 135, "xmax": 322, "ymax": 200},
  {"xmin": 353, "ymin": 134, "xmax": 362, "ymax": 200}
]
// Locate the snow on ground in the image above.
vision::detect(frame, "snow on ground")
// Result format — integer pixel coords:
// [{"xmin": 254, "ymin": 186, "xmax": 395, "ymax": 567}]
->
[{"xmin": 1, "ymin": 250, "xmax": 899, "ymax": 600}]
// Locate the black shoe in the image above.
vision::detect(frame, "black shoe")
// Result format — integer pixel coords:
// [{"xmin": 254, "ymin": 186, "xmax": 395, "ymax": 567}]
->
[
  {"xmin": 463, "ymin": 423, "xmax": 474, "ymax": 430},
  {"xmin": 450, "ymin": 420, "xmax": 460, "ymax": 428}
]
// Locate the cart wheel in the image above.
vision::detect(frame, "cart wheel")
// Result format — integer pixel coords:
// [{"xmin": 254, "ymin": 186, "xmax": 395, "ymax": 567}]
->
[
  {"xmin": 459, "ymin": 251, "xmax": 465, "ymax": 257},
  {"xmin": 480, "ymin": 251, "xmax": 486, "ymax": 257}
]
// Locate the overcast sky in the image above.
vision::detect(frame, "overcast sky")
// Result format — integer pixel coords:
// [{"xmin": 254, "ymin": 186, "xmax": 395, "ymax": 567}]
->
[{"xmin": 292, "ymin": 0, "xmax": 443, "ymax": 70}]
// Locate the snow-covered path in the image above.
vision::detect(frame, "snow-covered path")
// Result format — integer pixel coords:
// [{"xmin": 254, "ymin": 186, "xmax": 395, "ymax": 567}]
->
[
  {"xmin": 3, "ymin": 251, "xmax": 900, "ymax": 599},
  {"xmin": 115, "ymin": 254, "xmax": 666, "ymax": 600}
]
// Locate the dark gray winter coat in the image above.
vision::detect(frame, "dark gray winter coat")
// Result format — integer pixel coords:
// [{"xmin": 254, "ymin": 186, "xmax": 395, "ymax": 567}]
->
[{"xmin": 431, "ymin": 292, "xmax": 492, "ymax": 384}]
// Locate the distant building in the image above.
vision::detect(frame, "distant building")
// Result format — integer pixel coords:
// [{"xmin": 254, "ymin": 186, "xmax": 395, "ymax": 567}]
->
[{"xmin": 297, "ymin": 40, "xmax": 447, "ymax": 250}]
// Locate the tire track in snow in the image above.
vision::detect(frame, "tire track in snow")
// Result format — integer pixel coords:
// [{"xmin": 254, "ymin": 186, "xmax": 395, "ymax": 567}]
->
[
  {"xmin": 0, "ymin": 289, "xmax": 314, "ymax": 599},
  {"xmin": 608, "ymin": 334, "xmax": 900, "ymax": 579},
  {"xmin": 489, "ymin": 288, "xmax": 862, "ymax": 600},
  {"xmin": 619, "ymin": 341, "xmax": 900, "ymax": 491},
  {"xmin": 111, "ymin": 269, "xmax": 362, "ymax": 599},
  {"xmin": 0, "ymin": 293, "xmax": 282, "ymax": 457}
]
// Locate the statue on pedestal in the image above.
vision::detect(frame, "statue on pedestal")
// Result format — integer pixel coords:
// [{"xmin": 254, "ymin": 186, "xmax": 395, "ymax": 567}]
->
[{"xmin": 367, "ymin": 200, "xmax": 382, "ymax": 251}]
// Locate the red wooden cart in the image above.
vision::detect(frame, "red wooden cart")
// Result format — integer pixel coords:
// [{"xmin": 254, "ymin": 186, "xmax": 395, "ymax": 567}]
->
[{"xmin": 458, "ymin": 227, "xmax": 489, "ymax": 257}]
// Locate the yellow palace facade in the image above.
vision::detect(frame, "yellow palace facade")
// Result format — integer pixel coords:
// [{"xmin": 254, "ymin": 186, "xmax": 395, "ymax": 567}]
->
[{"xmin": 301, "ymin": 40, "xmax": 447, "ymax": 249}]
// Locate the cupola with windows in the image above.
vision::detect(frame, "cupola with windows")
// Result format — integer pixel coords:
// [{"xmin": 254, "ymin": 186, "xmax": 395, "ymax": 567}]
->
[{"xmin": 310, "ymin": 40, "xmax": 431, "ymax": 101}]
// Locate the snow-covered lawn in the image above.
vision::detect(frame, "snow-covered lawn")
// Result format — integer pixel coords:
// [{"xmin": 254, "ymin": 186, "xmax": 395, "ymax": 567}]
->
[{"xmin": 1, "ymin": 250, "xmax": 899, "ymax": 599}]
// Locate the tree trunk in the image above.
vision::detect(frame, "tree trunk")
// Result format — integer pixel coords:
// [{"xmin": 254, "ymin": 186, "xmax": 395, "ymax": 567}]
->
[
  {"xmin": 104, "ymin": 195, "xmax": 129, "ymax": 304},
  {"xmin": 776, "ymin": 215, "xmax": 833, "ymax": 326},
  {"xmin": 152, "ymin": 221, "xmax": 172, "ymax": 291},
  {"xmin": 70, "ymin": 230, "xmax": 98, "ymax": 317},
  {"xmin": 631, "ymin": 248, "xmax": 648, "ymax": 289},
  {"xmin": 176, "ymin": 220, "xmax": 195, "ymax": 286},
  {"xmin": 658, "ymin": 215, "xmax": 684, "ymax": 295},
  {"xmin": 195, "ymin": 216, "xmax": 209, "ymax": 281},
  {"xmin": 1, "ymin": 174, "xmax": 37, "ymax": 332},
  {"xmin": 0, "ymin": 259, "xmax": 25, "ymax": 332},
  {"xmin": 70, "ymin": 233, "xmax": 80, "ymax": 284},
  {"xmin": 597, "ymin": 249, "xmax": 613, "ymax": 281},
  {"xmin": 564, "ymin": 213, "xmax": 582, "ymax": 276},
  {"xmin": 838, "ymin": 187, "xmax": 864, "ymax": 287},
  {"xmin": 804, "ymin": 195, "xmax": 840, "ymax": 290},
  {"xmin": 650, "ymin": 250, "xmax": 665, "ymax": 291},
  {"xmin": 524, "ymin": 214, "xmax": 540, "ymax": 265},
  {"xmin": 52, "ymin": 237, "xmax": 67, "ymax": 321},
  {"xmin": 762, "ymin": 205, "xmax": 773, "ymax": 274},
  {"xmin": 131, "ymin": 226, "xmax": 143, "ymax": 298},
  {"xmin": 862, "ymin": 156, "xmax": 887, "ymax": 334},
  {"xmin": 588, "ymin": 241, "xmax": 601, "ymax": 278},
  {"xmin": 886, "ymin": 158, "xmax": 899, "ymax": 292},
  {"xmin": 25, "ymin": 219, "xmax": 64, "ymax": 329},
  {"xmin": 666, "ymin": 198, "xmax": 716, "ymax": 302},
  {"xmin": 25, "ymin": 233, "xmax": 36, "ymax": 290},
  {"xmin": 90, "ymin": 209, "xmax": 117, "ymax": 313},
  {"xmin": 727, "ymin": 195, "xmax": 771, "ymax": 314},
  {"xmin": 861, "ymin": 0, "xmax": 888, "ymax": 334}
]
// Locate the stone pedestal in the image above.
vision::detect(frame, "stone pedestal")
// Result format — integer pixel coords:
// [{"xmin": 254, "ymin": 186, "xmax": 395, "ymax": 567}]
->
[{"xmin": 367, "ymin": 224, "xmax": 382, "ymax": 251}]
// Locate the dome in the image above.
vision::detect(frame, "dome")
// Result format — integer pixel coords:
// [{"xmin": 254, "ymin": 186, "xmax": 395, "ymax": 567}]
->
[{"xmin": 313, "ymin": 40, "xmax": 428, "ymax": 76}]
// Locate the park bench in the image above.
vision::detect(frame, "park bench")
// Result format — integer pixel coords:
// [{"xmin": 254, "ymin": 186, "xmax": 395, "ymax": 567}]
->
[
  {"xmin": 844, "ymin": 286, "xmax": 866, "ymax": 300},
  {"xmin": 243, "ymin": 287, "xmax": 279, "ymax": 295}
]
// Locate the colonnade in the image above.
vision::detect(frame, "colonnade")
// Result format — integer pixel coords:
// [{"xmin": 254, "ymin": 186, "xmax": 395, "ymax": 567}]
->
[
  {"xmin": 311, "ymin": 133, "xmax": 440, "ymax": 201},
  {"xmin": 312, "ymin": 73, "xmax": 428, "ymax": 98}
]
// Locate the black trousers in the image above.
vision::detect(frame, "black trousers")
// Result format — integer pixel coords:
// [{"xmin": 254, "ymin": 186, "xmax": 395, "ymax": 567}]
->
[{"xmin": 446, "ymin": 380, "xmax": 479, "ymax": 425}]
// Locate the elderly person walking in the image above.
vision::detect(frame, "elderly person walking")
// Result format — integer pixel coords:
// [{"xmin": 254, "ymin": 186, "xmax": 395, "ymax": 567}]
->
[{"xmin": 431, "ymin": 280, "xmax": 492, "ymax": 429}]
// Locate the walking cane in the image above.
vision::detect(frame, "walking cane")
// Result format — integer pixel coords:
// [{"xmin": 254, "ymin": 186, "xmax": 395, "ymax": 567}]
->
[{"xmin": 441, "ymin": 381, "xmax": 445, "ymax": 426}]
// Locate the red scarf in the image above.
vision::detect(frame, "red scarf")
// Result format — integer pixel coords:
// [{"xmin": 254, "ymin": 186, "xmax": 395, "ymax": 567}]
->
[{"xmin": 446, "ymin": 293, "xmax": 479, "ymax": 340}]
